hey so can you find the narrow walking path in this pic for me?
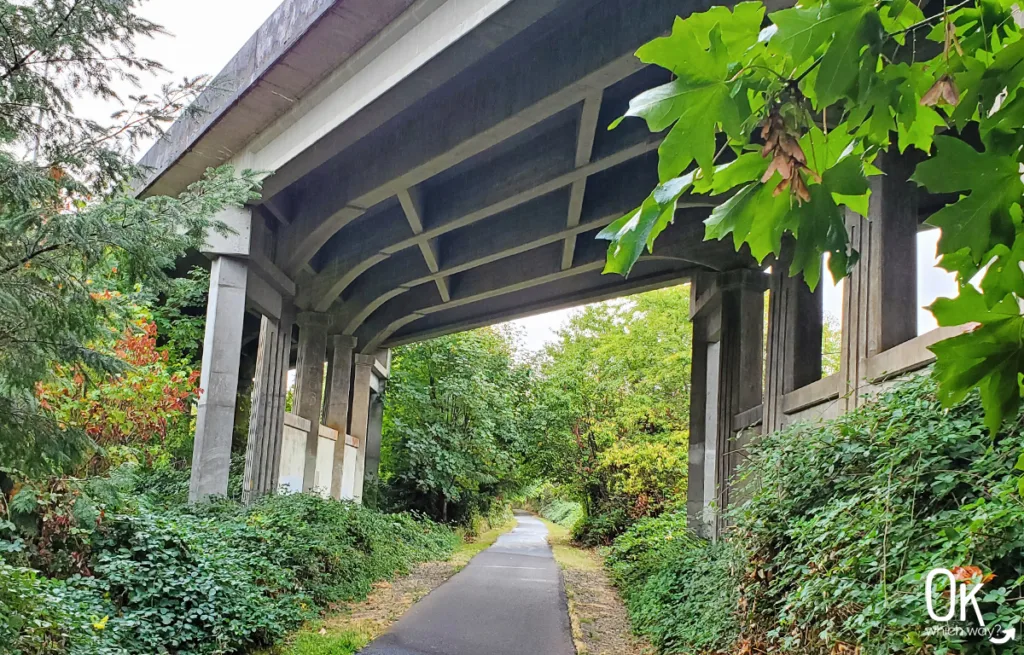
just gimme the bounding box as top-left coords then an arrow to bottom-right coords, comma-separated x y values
359,511 -> 575,655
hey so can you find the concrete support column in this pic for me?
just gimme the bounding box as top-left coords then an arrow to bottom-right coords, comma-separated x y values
841,151 -> 918,410
686,279 -> 711,532
325,335 -> 357,500
364,389 -> 385,485
763,262 -> 823,433
241,311 -> 293,505
350,353 -> 376,503
686,271 -> 766,538
294,312 -> 328,493
189,256 -> 248,503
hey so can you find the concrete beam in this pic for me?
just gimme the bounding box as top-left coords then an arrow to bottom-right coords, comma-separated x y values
398,186 -> 427,234
354,214 -> 742,351
261,197 -> 291,226
330,154 -> 672,334
386,266 -> 697,348
562,91 -> 603,270
277,0 -> 685,273
203,206 -> 252,257
254,0 -> 566,200
246,269 -> 284,320
308,135 -> 660,311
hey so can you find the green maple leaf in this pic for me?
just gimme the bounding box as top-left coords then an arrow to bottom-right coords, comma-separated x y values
929,316 -> 1024,435
930,286 -> 1024,434
771,0 -> 876,66
597,173 -> 696,275
615,6 -> 763,182
814,8 -> 882,107
912,136 -> 1024,261
635,2 -> 764,73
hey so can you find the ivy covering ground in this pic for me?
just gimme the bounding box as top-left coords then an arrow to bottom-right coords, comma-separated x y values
0,470 -> 457,655
608,375 -> 1024,654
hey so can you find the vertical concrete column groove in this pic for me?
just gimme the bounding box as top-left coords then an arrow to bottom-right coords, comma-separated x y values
242,311 -> 293,504
763,259 -> 823,434
294,311 -> 329,493
686,271 -> 766,538
840,151 -> 918,410
190,256 -> 248,503
350,353 -> 376,503
326,335 -> 357,499
714,271 -> 765,537
364,349 -> 390,492
686,279 -> 710,532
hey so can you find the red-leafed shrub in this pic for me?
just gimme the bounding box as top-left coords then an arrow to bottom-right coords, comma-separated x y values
36,319 -> 200,473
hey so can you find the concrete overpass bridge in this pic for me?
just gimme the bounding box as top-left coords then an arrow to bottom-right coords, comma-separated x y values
141,0 -> 958,537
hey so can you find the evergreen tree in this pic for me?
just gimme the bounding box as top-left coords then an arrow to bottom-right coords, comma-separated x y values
0,0 -> 260,477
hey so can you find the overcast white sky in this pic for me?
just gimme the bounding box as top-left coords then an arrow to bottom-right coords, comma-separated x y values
129,0 -> 957,354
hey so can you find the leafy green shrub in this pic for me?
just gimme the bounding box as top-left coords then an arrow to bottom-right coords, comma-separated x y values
734,375 -> 1024,654
2,480 -> 457,655
541,498 -> 583,528
239,493 -> 457,604
605,510 -> 692,587
0,563 -> 67,654
81,507 -> 306,654
571,503 -> 632,547
609,375 -> 1024,655
606,512 -> 738,653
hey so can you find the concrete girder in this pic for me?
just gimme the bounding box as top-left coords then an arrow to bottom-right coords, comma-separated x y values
277,0 -> 688,275
255,0 -> 574,201
353,213 -> 747,352
562,91 -> 603,269
306,134 -> 660,311
330,153 -> 718,336
386,265 -> 699,349
398,185 -> 450,301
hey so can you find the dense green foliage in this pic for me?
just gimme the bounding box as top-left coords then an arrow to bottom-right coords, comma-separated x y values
379,327 -> 533,523
527,286 -> 691,544
518,481 -> 584,529
602,0 -> 1024,434
0,0 -> 260,480
607,513 -> 739,654
0,468 -> 457,655
609,375 -> 1024,654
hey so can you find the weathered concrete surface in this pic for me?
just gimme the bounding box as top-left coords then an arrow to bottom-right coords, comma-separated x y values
359,512 -> 574,655
189,256 -> 248,503
294,312 -> 329,492
349,354 -> 376,502
325,335 -> 356,499
138,0 -> 417,197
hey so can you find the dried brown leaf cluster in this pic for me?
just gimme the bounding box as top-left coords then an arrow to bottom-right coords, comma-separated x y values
760,109 -> 818,204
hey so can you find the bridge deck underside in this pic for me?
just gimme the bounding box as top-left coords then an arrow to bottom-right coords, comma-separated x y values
252,0 -> 762,352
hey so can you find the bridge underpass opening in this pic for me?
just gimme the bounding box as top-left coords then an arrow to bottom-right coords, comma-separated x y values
138,0 -> 964,537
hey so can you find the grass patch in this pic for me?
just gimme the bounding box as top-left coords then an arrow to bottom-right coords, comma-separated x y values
540,517 -> 600,572
280,628 -> 369,655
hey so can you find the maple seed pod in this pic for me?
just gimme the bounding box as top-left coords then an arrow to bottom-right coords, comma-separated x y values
921,74 -> 960,107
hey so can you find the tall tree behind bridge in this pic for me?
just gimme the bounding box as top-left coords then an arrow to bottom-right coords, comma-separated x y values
528,285 -> 692,543
379,327 -> 534,523
0,0 -> 260,479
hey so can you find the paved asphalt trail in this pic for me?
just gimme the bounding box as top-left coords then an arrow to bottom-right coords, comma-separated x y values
359,511 -> 575,655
